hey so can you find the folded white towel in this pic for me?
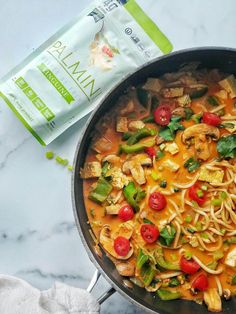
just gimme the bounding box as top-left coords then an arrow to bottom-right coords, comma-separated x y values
0,275 -> 100,314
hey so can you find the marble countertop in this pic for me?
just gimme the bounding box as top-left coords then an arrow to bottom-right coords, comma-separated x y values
0,0 -> 235,313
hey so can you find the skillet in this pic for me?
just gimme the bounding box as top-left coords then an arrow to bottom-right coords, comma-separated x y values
72,47 -> 236,313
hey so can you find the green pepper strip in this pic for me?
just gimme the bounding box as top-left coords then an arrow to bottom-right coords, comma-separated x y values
157,289 -> 182,300
136,249 -> 149,269
127,128 -> 156,145
89,177 -> 112,204
142,264 -> 156,286
121,137 -> 155,154
123,182 -> 145,212
155,248 -> 180,270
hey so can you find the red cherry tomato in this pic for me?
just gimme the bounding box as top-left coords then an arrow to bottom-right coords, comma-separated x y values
149,192 -> 167,211
189,183 -> 207,206
202,112 -> 221,126
154,105 -> 172,126
145,147 -> 156,158
118,205 -> 134,221
114,236 -> 130,256
140,224 -> 159,243
192,274 -> 209,291
180,256 -> 200,275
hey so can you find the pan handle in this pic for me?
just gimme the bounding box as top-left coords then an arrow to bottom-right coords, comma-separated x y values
87,269 -> 116,304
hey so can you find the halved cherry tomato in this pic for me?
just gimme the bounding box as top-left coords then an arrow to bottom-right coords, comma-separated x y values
114,236 -> 130,256
118,204 -> 134,221
145,147 -> 156,158
149,192 -> 167,211
102,46 -> 113,58
154,105 -> 172,126
189,183 -> 207,206
202,112 -> 221,126
140,224 -> 159,243
192,274 -> 209,291
180,256 -> 200,274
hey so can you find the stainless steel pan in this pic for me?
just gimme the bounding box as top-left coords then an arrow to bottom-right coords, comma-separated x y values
72,47 -> 236,314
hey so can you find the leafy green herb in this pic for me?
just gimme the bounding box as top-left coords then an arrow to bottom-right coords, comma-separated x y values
122,132 -> 132,141
184,157 -> 201,173
220,191 -> 227,200
197,189 -> 204,198
217,134 -> 236,159
159,225 -> 176,246
169,278 -> 180,287
160,180 -> 167,188
159,116 -> 184,141
207,95 -> 220,106
184,108 -> 194,120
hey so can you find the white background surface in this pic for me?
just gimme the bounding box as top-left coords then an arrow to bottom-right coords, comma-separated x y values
0,0 -> 236,313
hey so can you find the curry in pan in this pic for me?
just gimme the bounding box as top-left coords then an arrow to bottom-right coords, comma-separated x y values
81,66 -> 236,312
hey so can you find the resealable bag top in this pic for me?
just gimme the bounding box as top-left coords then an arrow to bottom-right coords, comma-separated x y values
0,0 -> 172,145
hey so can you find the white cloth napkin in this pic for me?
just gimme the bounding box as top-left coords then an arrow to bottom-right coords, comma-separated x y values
0,275 -> 100,314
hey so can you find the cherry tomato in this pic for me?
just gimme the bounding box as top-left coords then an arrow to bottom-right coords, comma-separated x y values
102,45 -> 113,58
154,105 -> 172,126
192,274 -> 209,291
149,192 -> 167,211
145,147 -> 156,158
114,236 -> 130,256
202,112 -> 221,126
180,256 -> 200,275
189,183 -> 207,206
140,224 -> 159,243
118,204 -> 134,221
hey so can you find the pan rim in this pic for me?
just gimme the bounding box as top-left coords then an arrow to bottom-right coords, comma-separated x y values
71,46 -> 236,314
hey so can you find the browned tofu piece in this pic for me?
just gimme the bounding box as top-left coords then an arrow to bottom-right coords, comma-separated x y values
80,161 -> 101,179
116,117 -> 128,132
219,75 -> 236,98
92,137 -> 112,153
162,87 -> 184,98
143,78 -> 163,93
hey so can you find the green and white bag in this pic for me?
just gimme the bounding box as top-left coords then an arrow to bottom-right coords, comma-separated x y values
0,0 -> 172,145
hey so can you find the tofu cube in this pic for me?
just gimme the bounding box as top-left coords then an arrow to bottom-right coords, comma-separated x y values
162,159 -> 180,172
162,87 -> 184,98
165,142 -> 179,155
116,117 -> 128,133
225,247 -> 236,267
198,167 -> 224,184
80,162 -> 101,179
128,120 -> 145,131
143,78 -> 163,92
219,75 -> 236,98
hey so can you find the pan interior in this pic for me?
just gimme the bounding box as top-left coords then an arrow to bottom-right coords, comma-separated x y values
73,48 -> 236,314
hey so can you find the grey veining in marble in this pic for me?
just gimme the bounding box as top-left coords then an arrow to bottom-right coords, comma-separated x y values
0,0 -> 236,313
